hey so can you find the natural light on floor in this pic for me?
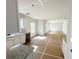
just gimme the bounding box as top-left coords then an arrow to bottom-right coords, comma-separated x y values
34,36 -> 47,40
32,45 -> 38,52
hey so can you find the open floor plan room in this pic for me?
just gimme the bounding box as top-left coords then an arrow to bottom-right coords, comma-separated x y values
6,0 -> 72,59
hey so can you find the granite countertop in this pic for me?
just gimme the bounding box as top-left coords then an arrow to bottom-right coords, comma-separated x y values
6,44 -> 34,59
6,32 -> 26,39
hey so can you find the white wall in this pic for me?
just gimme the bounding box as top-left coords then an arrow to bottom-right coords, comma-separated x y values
6,0 -> 19,34
64,41 -> 72,59
63,19 -> 72,59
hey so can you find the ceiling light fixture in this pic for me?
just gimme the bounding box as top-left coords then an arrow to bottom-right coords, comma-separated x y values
26,0 -> 44,15
32,0 -> 44,7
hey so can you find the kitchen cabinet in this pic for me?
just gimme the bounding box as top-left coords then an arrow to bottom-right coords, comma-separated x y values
6,33 -> 25,49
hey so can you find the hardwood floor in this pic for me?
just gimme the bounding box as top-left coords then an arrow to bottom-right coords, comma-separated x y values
28,33 -> 64,59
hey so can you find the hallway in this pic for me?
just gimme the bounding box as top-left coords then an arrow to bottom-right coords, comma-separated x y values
29,33 -> 64,59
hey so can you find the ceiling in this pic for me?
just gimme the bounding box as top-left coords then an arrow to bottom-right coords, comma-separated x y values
17,0 -> 72,20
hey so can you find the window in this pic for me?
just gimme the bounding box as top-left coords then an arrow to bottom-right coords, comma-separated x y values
30,22 -> 35,33
47,23 -> 62,32
19,18 -> 24,32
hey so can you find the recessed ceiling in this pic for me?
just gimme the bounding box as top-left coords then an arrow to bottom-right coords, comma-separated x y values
17,0 -> 72,20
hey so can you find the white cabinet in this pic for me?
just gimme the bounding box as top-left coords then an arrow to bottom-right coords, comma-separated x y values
6,34 -> 25,49
6,38 -> 15,49
20,35 -> 25,44
14,36 -> 21,45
